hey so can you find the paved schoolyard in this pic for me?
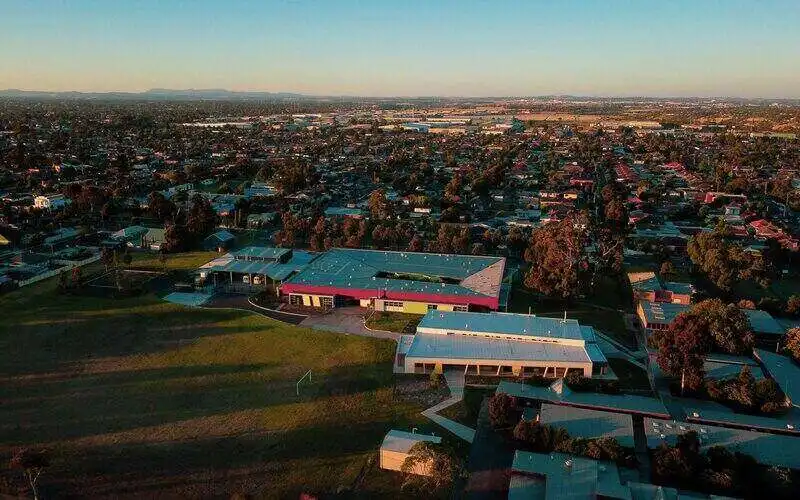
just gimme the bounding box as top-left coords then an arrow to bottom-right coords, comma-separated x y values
300,307 -> 401,341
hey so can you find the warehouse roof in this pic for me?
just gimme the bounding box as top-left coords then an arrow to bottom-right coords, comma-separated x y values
640,301 -> 784,336
206,230 -> 235,243
645,416 -> 800,469
744,310 -> 784,335
538,404 -> 635,447
282,248 -> 505,300
627,272 -> 661,292
406,333 -> 593,364
511,451 -> 632,500
206,249 -> 317,281
684,406 -> 800,434
418,311 -> 587,341
112,225 -> 148,241
498,381 -> 670,417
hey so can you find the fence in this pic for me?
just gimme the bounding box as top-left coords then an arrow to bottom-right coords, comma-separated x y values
17,254 -> 102,288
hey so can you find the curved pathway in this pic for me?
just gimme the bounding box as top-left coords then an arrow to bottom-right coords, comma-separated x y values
203,293 -> 307,325
298,307 -> 401,341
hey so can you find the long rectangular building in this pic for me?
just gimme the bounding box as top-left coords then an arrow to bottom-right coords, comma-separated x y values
280,248 -> 505,312
397,311 -> 609,378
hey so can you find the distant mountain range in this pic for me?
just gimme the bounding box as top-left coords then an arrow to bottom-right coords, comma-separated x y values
0,89 -> 797,104
0,88 -> 306,100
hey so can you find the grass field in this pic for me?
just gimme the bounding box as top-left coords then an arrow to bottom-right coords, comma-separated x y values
365,312 -> 422,334
129,250 -> 219,271
0,257 -> 432,498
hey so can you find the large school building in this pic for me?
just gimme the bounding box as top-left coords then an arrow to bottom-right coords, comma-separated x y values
279,248 -> 506,312
395,311 -> 610,378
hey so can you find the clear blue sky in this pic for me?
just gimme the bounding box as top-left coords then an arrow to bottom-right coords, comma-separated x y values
3,0 -> 799,97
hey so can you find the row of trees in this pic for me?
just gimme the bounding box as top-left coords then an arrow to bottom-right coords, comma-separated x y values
687,230 -> 766,293
513,420 -> 629,465
275,209 -> 531,258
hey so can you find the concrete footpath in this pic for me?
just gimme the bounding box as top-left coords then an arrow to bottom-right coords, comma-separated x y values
421,369 -> 476,443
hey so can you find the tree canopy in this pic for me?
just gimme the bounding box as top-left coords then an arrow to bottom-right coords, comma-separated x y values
524,213 -> 591,301
687,232 -> 758,293
651,299 -> 754,390
400,442 -> 463,492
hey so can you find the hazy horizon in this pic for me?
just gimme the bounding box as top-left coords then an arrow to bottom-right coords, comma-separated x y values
3,87 -> 800,101
3,0 -> 800,99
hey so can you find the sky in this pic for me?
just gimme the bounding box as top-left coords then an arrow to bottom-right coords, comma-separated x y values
2,0 -> 800,98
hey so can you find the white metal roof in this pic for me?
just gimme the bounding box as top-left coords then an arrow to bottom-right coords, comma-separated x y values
406,333 -> 592,364
380,429 -> 441,454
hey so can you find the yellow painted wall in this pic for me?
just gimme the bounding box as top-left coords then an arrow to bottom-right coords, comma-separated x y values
295,294 -> 333,308
373,299 -> 465,314
399,301 -> 462,314
402,301 -> 431,314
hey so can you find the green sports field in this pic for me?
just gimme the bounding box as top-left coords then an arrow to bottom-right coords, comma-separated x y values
0,255 -> 432,498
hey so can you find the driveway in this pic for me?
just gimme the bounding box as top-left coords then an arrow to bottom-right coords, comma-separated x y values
299,307 -> 401,341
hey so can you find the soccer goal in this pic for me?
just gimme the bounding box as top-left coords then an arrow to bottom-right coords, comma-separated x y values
296,369 -> 312,396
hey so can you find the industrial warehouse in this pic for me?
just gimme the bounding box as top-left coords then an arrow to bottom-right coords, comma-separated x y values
279,248 -> 507,312
395,311 -> 610,378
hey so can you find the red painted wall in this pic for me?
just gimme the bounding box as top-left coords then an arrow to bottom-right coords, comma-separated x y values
279,283 -> 500,310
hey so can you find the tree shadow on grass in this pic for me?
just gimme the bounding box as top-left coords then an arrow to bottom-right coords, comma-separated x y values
46,420 -> 408,498
1,305 -> 268,377
0,361 -> 400,447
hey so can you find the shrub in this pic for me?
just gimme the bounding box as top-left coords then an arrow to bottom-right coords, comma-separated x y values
488,393 -> 517,428
784,328 -> 800,362
565,371 -> 592,391
787,295 -> 800,317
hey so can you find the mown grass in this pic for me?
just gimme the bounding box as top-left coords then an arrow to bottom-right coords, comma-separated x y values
365,312 -> 422,333
438,387 -> 494,429
0,259 -> 429,498
128,250 -> 219,271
